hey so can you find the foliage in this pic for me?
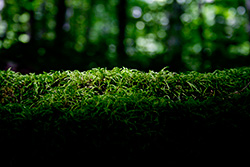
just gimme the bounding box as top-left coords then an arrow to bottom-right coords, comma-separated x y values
1,66 -> 250,126
0,0 -> 249,73
1,66 -> 250,104
1,66 -> 250,164
1,67 -> 250,164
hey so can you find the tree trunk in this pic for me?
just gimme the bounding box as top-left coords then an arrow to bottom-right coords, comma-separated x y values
246,0 -> 250,37
167,1 -> 185,72
198,0 -> 209,72
85,0 -> 95,49
28,9 -> 36,43
117,0 -> 128,67
55,0 -> 67,50
246,0 -> 250,57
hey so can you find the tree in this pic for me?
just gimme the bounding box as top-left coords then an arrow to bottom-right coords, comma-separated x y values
54,0 -> 67,50
167,1 -> 185,72
117,0 -> 128,67
198,0 -> 212,72
85,0 -> 95,48
246,0 -> 250,56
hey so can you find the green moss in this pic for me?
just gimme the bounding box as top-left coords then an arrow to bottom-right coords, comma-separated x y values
1,66 -> 250,130
1,67 -> 250,163
1,66 -> 250,105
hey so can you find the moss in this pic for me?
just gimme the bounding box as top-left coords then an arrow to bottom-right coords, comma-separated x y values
1,66 -> 250,105
1,66 -> 250,130
1,67 -> 250,164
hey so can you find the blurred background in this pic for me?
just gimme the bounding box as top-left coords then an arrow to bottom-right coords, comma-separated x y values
0,0 -> 250,74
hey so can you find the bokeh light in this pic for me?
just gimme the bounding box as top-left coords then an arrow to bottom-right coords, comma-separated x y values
132,6 -> 142,18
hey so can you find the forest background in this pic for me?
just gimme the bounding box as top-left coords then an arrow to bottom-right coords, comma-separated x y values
0,0 -> 250,74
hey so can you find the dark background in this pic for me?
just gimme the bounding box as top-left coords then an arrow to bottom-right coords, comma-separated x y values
0,0 -> 250,74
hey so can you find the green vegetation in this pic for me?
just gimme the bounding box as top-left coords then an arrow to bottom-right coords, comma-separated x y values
1,67 -> 250,164
1,66 -> 250,130
1,0 -> 250,164
1,0 -> 250,73
2,66 -> 250,104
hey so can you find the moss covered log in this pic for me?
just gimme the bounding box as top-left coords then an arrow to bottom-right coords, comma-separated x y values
1,67 -> 250,165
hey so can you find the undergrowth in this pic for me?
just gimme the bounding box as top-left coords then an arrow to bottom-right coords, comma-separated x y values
1,66 -> 250,106
1,66 -> 250,165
